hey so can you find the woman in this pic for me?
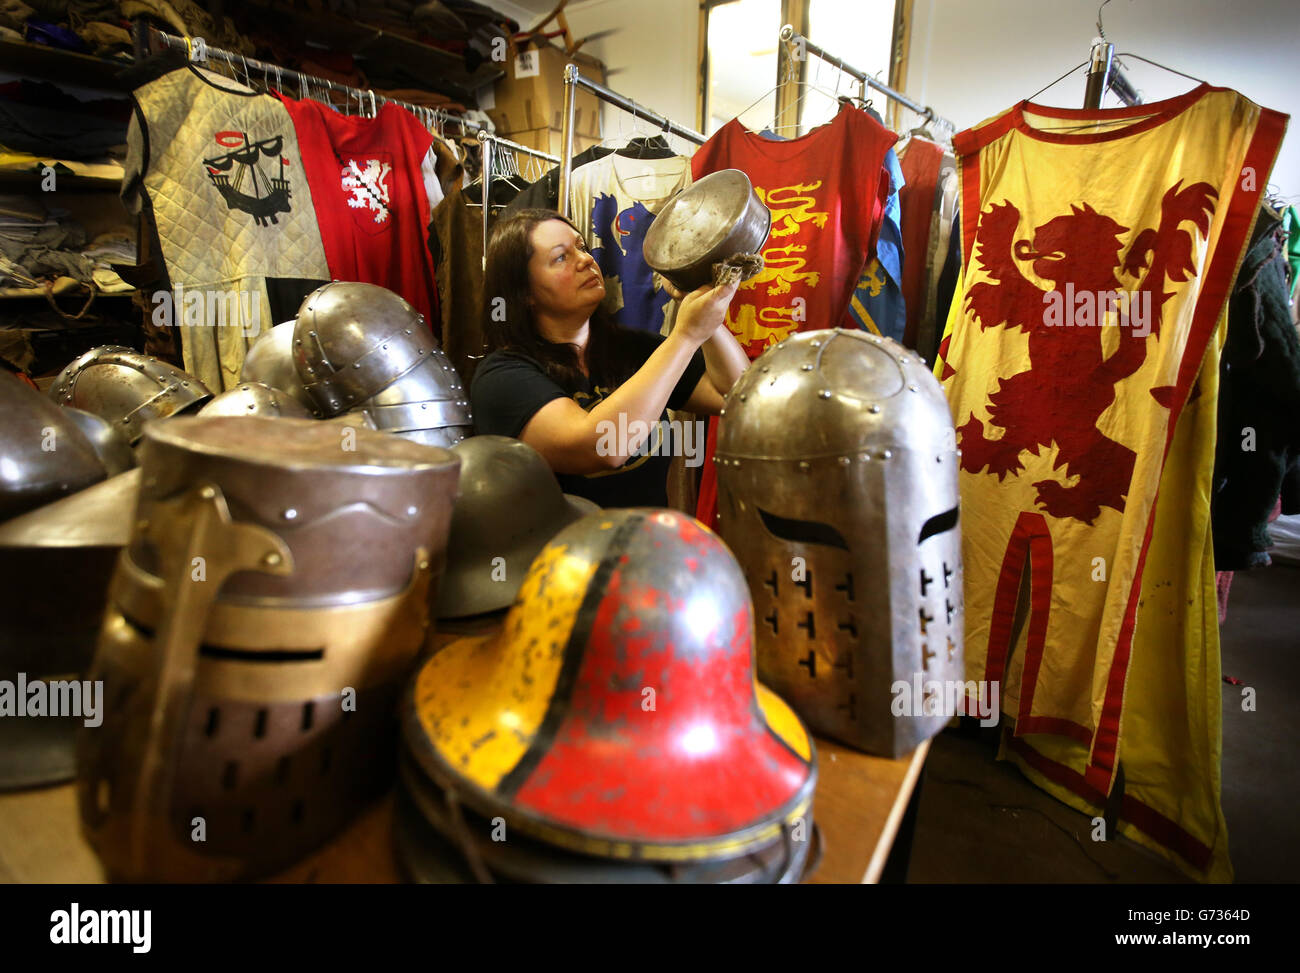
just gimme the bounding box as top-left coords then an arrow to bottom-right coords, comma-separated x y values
470,208 -> 750,508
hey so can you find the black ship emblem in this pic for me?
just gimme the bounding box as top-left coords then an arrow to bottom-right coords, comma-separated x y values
204,131 -> 293,225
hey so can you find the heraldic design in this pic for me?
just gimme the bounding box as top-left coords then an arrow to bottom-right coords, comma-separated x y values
341,156 -> 393,230
590,195 -> 667,330
203,130 -> 293,225
954,180 -> 1218,524
729,182 -> 828,354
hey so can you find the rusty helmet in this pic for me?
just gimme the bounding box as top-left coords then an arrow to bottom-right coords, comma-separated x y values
0,469 -> 138,789
403,507 -> 817,863
76,416 -> 460,881
436,435 -> 599,619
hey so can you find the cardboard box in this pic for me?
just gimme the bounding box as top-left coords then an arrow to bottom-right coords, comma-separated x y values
498,126 -> 602,161
486,41 -> 605,137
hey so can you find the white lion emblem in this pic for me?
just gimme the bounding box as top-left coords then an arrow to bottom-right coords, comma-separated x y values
341,159 -> 392,223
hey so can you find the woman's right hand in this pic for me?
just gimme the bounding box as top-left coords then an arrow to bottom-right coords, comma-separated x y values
667,279 -> 741,347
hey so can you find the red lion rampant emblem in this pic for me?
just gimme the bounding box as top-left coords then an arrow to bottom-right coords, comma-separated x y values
955,181 -> 1217,524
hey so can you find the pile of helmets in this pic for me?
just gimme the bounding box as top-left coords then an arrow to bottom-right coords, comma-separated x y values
245,281 -> 472,448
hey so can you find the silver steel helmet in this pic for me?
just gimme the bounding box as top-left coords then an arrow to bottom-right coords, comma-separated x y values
48,345 -> 213,445
715,329 -> 964,758
239,321 -> 314,411
291,282 -> 472,444
198,382 -> 313,419
0,469 -> 139,789
76,416 -> 460,882
62,407 -> 137,476
435,435 -> 598,618
0,370 -> 107,521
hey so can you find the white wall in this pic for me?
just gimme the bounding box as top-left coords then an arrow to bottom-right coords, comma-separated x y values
495,0 -> 701,139
907,0 -> 1298,199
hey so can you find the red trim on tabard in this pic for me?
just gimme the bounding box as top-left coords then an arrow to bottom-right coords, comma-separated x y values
1011,83 -> 1212,145
1084,102 -> 1289,795
1004,733 -> 1212,872
959,151 -> 982,277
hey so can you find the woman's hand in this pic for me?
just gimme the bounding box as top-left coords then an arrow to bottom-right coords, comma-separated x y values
665,278 -> 740,347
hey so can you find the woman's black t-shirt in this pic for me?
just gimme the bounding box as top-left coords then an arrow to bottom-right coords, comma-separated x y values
469,330 -> 707,509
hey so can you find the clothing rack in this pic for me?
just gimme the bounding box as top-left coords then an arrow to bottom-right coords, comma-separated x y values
557,65 -> 706,221
777,24 -> 953,134
140,24 -> 499,140
476,130 -> 560,267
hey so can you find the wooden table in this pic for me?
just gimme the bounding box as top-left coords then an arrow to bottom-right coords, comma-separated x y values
0,737 -> 928,884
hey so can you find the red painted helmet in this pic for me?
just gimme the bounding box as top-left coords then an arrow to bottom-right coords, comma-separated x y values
403,507 -> 817,862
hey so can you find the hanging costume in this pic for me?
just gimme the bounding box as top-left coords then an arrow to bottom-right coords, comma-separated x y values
275,96 -> 440,328
937,84 -> 1287,881
123,67 -> 331,391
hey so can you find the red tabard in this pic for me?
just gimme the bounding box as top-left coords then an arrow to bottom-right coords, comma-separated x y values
276,96 -> 438,327
692,106 -> 896,528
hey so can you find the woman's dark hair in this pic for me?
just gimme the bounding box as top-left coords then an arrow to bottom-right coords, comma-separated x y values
481,208 -> 640,393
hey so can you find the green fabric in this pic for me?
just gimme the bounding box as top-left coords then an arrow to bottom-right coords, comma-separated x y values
1285,206 -> 1300,299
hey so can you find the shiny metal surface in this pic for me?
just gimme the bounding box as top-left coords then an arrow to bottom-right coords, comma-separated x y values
76,416 -> 461,882
62,407 -> 136,476
197,382 -> 313,419
0,370 -> 106,522
436,436 -> 597,618
643,169 -> 771,292
48,345 -> 213,445
716,329 -> 964,758
292,282 -> 434,416
354,349 -> 472,445
239,321 -> 314,410
395,754 -> 819,884
404,508 -> 817,862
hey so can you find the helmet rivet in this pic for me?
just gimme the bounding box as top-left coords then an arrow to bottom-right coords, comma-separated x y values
761,366 -> 770,372
199,486 -> 216,499
801,363 -> 813,371
799,461 -> 810,472
263,552 -> 283,567
838,456 -> 850,466
407,505 -> 418,516
282,508 -> 298,520
900,357 -> 909,364
909,385 -> 919,392
719,408 -> 726,417
869,404 -> 881,413
811,340 -> 821,347
404,329 -> 411,335
860,453 -> 871,462
353,363 -> 361,368
879,449 -> 893,460
819,389 -> 832,399
738,393 -> 746,401
418,559 -> 430,571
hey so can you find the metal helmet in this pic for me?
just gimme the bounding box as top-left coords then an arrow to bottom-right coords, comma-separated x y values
61,407 -> 136,476
239,321 -> 314,411
393,753 -> 819,884
291,282 -> 472,445
436,435 -> 599,619
0,469 -> 139,789
76,416 -> 460,882
0,370 -> 107,521
198,382 -> 313,419
403,507 -> 817,864
715,329 -> 965,758
48,345 -> 213,445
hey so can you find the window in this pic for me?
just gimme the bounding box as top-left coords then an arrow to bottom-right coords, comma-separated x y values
701,0 -> 900,137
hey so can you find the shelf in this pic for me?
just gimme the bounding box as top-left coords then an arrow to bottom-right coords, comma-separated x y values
0,276 -> 134,299
0,38 -> 134,91
0,157 -> 125,191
